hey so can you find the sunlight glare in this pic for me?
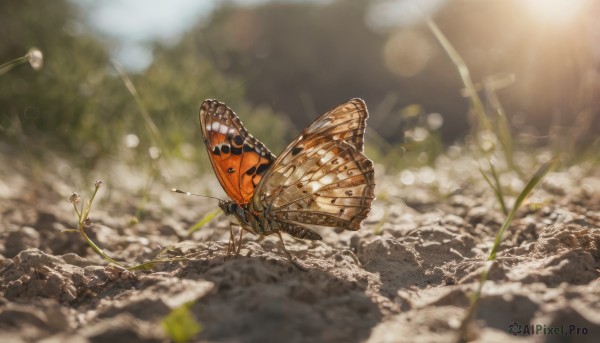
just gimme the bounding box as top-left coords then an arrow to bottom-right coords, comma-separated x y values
520,0 -> 586,23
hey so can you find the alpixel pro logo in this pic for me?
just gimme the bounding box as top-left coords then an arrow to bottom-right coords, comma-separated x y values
509,322 -> 589,336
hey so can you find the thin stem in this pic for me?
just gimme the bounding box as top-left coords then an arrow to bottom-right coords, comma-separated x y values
127,257 -> 190,271
0,55 -> 28,76
70,182 -> 200,271
113,61 -> 168,158
72,203 -> 82,222
76,223 -> 126,269
81,185 -> 101,224
75,184 -> 126,269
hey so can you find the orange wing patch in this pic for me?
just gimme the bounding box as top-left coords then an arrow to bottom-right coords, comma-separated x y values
199,100 -> 276,204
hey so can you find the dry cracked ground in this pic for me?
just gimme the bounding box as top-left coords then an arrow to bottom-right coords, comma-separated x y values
0,151 -> 599,343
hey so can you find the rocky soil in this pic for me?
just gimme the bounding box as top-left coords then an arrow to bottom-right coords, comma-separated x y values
1,153 -> 599,342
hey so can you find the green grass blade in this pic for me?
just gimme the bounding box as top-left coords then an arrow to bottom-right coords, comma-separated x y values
487,86 -> 519,174
456,158 -> 557,342
478,167 -> 507,215
456,260 -> 494,342
427,19 -> 492,132
487,162 -> 508,215
186,208 -> 222,236
487,157 -> 556,260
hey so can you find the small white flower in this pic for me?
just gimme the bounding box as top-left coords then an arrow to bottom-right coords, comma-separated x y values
27,48 -> 43,71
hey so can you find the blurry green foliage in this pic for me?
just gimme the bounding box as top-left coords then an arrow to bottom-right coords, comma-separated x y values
161,302 -> 202,343
0,0 -> 289,170
365,103 -> 444,170
0,0 -> 113,159
137,42 -> 290,158
1,0 -> 598,171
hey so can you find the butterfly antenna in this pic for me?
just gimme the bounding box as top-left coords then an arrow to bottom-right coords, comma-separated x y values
171,188 -> 224,202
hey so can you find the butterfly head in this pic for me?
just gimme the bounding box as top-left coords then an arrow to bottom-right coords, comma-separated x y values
218,200 -> 234,215
219,200 -> 248,221
218,200 -> 265,236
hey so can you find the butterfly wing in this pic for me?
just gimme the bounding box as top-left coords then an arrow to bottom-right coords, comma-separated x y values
299,98 -> 368,151
199,99 -> 276,204
252,98 -> 375,233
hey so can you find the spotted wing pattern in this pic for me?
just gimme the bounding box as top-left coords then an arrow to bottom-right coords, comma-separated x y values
200,99 -> 276,204
252,98 -> 375,234
299,98 -> 368,151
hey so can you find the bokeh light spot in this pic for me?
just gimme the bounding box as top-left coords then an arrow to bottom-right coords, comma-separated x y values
383,30 -> 434,77
124,134 -> 140,148
520,0 -> 586,24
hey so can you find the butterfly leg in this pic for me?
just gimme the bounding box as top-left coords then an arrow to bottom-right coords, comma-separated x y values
276,231 -> 307,272
234,227 -> 245,257
226,221 -> 240,259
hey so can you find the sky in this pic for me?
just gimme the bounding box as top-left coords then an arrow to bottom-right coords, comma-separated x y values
74,0 -> 216,71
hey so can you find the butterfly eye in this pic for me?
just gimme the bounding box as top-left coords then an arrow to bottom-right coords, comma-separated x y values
227,167 -> 235,173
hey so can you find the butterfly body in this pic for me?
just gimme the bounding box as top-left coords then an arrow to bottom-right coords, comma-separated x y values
200,98 -> 375,266
219,200 -> 323,240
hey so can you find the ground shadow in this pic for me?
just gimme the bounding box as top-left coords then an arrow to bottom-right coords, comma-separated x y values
180,255 -> 382,343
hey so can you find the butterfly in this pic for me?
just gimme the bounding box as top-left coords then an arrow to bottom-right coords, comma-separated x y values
199,98 -> 375,269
